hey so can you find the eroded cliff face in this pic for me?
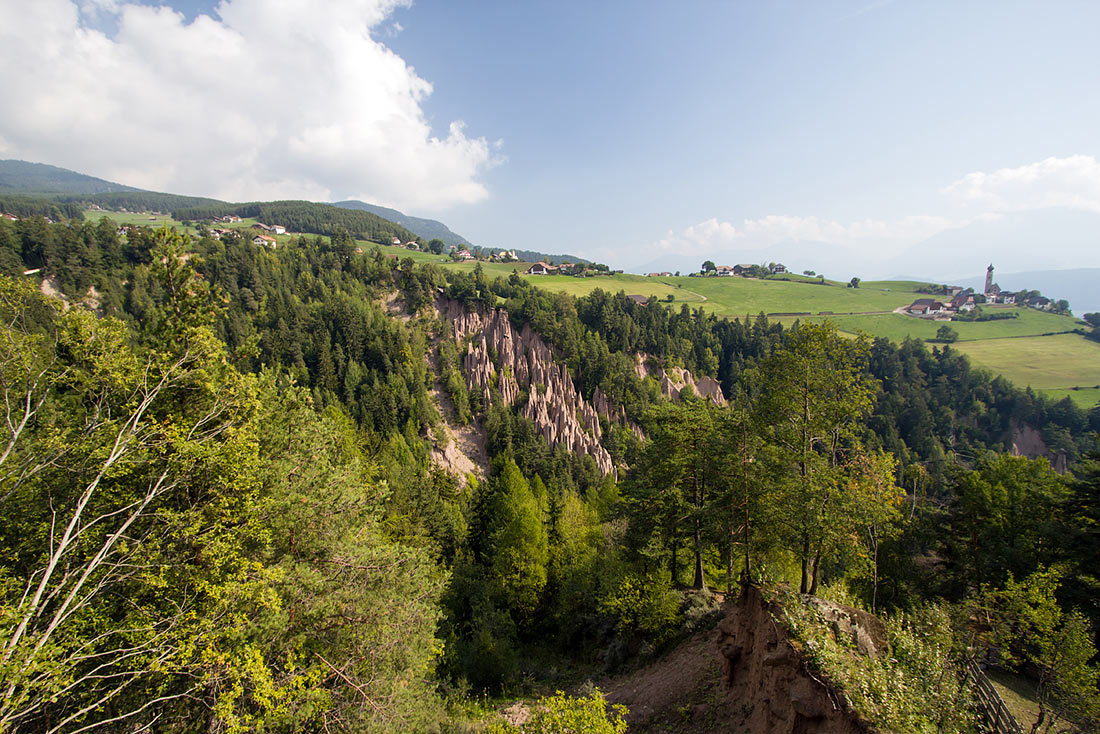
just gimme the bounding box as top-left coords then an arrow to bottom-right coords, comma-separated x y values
716,587 -> 869,734
603,587 -> 871,734
440,299 -> 618,475
634,353 -> 728,405
1009,418 -> 1070,474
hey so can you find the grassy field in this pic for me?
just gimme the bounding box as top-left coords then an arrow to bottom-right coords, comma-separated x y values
647,275 -> 914,316
986,668 -> 1042,732
792,308 -> 1082,343
1039,386 -> 1100,408
951,333 -> 1100,399
87,209 -> 181,228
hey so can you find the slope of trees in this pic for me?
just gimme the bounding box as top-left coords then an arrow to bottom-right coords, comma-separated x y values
1,216 -> 1098,730
0,248 -> 447,732
173,200 -> 420,244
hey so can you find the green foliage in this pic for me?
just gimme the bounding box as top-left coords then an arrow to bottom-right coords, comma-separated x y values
779,591 -> 978,733
757,322 -> 878,594
0,194 -> 85,221
944,453 -> 1068,592
174,199 -> 419,243
484,689 -> 628,734
0,272 -> 448,732
936,324 -> 959,342
600,572 -> 681,644
979,568 -> 1100,731
486,459 -> 550,619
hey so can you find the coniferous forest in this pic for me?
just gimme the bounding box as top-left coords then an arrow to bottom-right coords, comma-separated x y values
2,215 -> 1099,732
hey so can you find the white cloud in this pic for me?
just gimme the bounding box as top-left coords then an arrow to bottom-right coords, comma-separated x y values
0,0 -> 496,211
943,155 -> 1100,213
643,154 -> 1100,274
653,213 -> 960,256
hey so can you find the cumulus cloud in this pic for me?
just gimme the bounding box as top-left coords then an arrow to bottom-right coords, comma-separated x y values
943,155 -> 1100,213
0,0 -> 496,210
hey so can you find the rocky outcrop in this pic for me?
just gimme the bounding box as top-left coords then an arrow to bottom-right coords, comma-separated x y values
715,587 -> 870,733
440,299 -> 616,475
638,353 -> 728,405
803,597 -> 888,660
1009,418 -> 1070,474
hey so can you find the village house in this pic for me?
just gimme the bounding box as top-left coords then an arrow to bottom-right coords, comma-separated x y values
2,213 -> 18,221
527,262 -> 558,275
491,249 -> 519,262
949,291 -> 975,312
646,271 -> 672,278
773,264 -> 788,274
907,298 -> 947,316
271,225 -> 286,235
715,265 -> 735,276
625,294 -> 649,305
392,237 -> 402,245
454,249 -> 475,261
733,264 -> 755,275
253,234 -> 277,248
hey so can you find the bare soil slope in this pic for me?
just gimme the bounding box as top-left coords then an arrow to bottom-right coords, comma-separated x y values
603,587 -> 869,734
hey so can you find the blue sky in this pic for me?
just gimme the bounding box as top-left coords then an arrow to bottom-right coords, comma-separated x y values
3,0 -> 1100,279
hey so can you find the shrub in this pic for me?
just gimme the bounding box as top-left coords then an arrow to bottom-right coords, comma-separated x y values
778,591 -> 978,733
600,572 -> 680,645
484,690 -> 628,734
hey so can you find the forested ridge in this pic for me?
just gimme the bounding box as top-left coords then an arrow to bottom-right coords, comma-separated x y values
1,213 -> 1099,732
173,200 -> 421,245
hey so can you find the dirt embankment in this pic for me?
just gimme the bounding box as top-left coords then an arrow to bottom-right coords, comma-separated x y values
603,587 -> 869,734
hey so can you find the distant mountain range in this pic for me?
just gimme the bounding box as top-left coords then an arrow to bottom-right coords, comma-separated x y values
0,159 -> 141,195
334,200 -> 473,249
0,160 -> 591,265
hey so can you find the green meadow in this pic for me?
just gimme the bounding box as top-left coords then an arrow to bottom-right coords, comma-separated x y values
952,333 -> 1100,404
794,307 -> 1081,343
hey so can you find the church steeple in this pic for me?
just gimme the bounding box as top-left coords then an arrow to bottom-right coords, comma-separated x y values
985,264 -> 994,295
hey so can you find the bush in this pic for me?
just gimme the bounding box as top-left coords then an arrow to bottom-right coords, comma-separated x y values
681,588 -> 722,633
600,572 -> 680,645
484,690 -> 628,734
778,591 -> 978,733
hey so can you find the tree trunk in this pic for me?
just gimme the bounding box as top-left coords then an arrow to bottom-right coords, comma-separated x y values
670,535 -> 678,586
800,535 -> 811,594
692,468 -> 705,590
727,529 -> 735,595
809,554 -> 821,595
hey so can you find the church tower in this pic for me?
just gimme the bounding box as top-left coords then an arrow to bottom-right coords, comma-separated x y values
985,264 -> 994,295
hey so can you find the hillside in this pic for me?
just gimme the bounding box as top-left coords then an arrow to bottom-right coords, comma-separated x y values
0,159 -> 140,195
0,159 -> 225,211
172,199 -> 420,243
59,201 -> 1100,409
3,216 -> 1099,733
335,199 -> 474,248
